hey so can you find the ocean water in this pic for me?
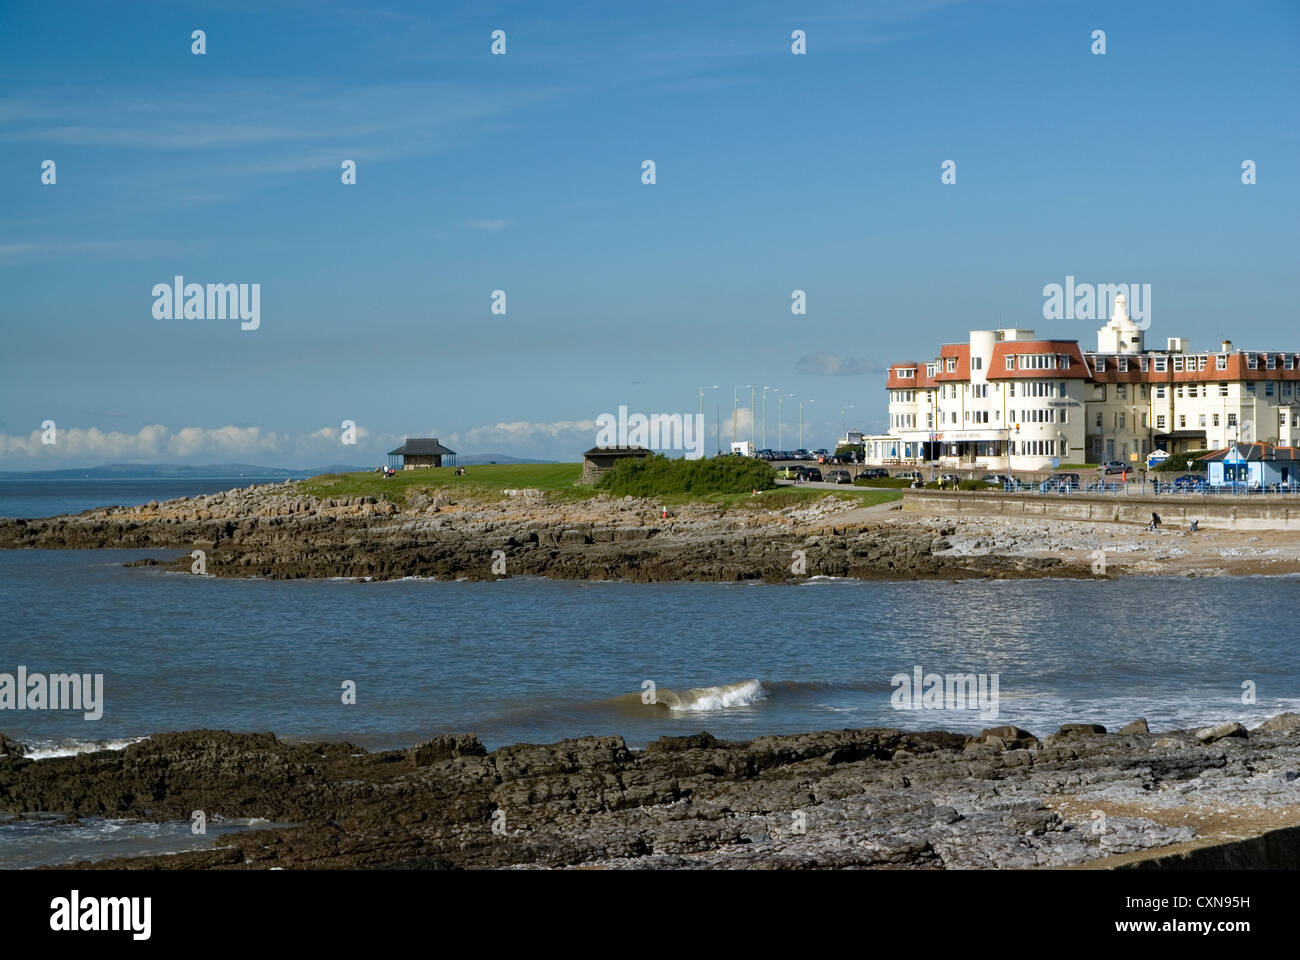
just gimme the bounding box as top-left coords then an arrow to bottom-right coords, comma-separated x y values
0,477 -> 289,519
2,551 -> 1297,755
2,480 -> 1299,865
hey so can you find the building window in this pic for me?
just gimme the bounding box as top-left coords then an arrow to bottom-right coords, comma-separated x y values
1212,414 -> 1220,427
1118,357 -> 1128,372
1176,386 -> 1184,398
1228,413 -> 1238,427
1140,357 -> 1149,372
1061,355 -> 1071,369
1282,411 -> 1289,427
1199,414 -> 1206,427
1095,412 -> 1103,428
946,358 -> 956,372
1005,355 -> 1014,370
1154,357 -> 1167,372
1093,384 -> 1105,401
1219,382 -> 1228,397
1179,414 -> 1186,428
1155,385 -> 1166,399
972,356 -> 982,370
1157,415 -> 1166,429
1267,354 -> 1277,370
1285,355 -> 1295,371
1217,355 -> 1228,370
1061,409 -> 1068,423
1119,413 -> 1126,429
1173,357 -> 1184,372
1266,382 -> 1275,397
1247,355 -> 1258,370
1117,383 -> 1127,399
1247,381 -> 1255,393
1095,357 -> 1106,372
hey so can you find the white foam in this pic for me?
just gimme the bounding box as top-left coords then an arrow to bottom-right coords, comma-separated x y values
660,679 -> 768,712
22,737 -> 148,761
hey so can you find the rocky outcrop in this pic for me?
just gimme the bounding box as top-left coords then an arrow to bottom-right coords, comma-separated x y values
0,482 -> 1092,583
4,713 -> 1299,870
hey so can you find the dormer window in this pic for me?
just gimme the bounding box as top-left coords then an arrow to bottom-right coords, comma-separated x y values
1095,357 -> 1106,372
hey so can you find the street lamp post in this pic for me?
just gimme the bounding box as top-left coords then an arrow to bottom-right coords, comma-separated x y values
800,399 -> 814,450
840,404 -> 854,443
749,385 -> 755,445
699,384 -> 717,456
762,387 -> 774,450
779,393 -> 787,451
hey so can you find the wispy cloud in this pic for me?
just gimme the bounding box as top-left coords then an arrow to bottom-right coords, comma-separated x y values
466,218 -> 516,232
796,352 -> 883,376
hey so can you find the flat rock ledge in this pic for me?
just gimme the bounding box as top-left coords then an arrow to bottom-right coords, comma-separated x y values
0,484 -> 1090,583
3,713 -> 1299,870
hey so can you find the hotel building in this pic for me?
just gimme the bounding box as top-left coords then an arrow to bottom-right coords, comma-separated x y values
872,294 -> 1300,471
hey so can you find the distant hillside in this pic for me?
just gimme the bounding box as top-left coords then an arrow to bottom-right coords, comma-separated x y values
457,453 -> 560,466
0,463 -> 371,480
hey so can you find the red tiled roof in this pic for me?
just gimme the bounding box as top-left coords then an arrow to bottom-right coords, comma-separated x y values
986,341 -> 1089,380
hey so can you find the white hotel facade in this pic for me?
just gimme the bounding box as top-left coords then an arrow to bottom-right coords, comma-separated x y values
870,294 -> 1300,471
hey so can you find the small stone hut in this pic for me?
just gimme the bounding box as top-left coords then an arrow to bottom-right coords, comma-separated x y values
580,446 -> 652,484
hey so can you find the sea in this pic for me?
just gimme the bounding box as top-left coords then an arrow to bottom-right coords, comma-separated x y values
2,477 -> 1298,866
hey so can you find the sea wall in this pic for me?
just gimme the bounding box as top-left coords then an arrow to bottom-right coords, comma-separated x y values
903,489 -> 1300,531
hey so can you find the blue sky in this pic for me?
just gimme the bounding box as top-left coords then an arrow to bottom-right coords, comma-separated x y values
1,0 -> 1297,466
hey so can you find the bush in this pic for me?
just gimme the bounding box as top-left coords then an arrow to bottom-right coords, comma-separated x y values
1154,451 -> 1210,472
854,476 -> 913,488
834,443 -> 865,459
596,454 -> 776,497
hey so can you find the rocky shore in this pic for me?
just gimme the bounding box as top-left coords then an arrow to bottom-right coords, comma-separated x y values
0,479 -> 1205,582
4,713 -> 1299,869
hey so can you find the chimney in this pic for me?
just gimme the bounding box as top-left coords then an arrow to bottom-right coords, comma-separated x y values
1220,339 -> 1232,353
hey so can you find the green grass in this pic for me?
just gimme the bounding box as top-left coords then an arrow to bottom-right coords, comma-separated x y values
296,461 -> 902,510
299,463 -> 586,506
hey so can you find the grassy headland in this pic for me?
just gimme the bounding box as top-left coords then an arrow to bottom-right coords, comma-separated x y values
298,461 -> 901,510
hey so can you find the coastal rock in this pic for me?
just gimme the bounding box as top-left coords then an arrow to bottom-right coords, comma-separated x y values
408,734 -> 487,766
0,732 -> 25,758
1196,721 -> 1247,744
1253,713 -> 1300,735
1119,719 -> 1149,736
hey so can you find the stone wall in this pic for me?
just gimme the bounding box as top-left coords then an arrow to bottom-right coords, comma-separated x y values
903,488 -> 1300,530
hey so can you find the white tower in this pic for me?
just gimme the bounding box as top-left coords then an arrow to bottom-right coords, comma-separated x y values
1096,291 -> 1143,354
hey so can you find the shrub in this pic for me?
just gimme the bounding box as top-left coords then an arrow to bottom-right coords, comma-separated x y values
596,454 -> 776,497
1154,451 -> 1210,472
854,476 -> 913,488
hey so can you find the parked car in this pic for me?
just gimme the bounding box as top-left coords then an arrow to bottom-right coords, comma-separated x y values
1172,474 -> 1202,489
895,469 -> 924,482
802,467 -> 823,482
827,469 -> 852,484
980,474 -> 1011,486
1101,460 -> 1131,475
858,468 -> 889,479
777,466 -> 803,480
793,449 -> 811,460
